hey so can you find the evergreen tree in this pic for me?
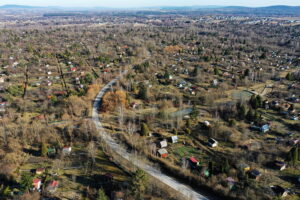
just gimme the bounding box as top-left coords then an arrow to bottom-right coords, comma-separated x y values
246,108 -> 255,121
130,169 -> 148,199
186,119 -> 191,128
138,84 -> 148,100
190,105 -> 199,119
193,66 -> 200,77
185,128 -> 191,135
141,123 -> 149,136
238,104 -> 247,120
20,173 -> 33,192
254,110 -> 260,123
286,72 -> 293,81
1,186 -> 11,197
41,142 -> 48,157
292,146 -> 299,166
172,128 -> 178,135
97,188 -> 108,200
164,70 -> 170,79
84,73 -> 93,84
256,95 -> 262,108
244,69 -> 250,77
249,95 -> 259,109
223,158 -> 230,174
214,67 -> 220,76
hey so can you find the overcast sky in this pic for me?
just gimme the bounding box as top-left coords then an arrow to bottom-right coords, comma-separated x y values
0,0 -> 299,8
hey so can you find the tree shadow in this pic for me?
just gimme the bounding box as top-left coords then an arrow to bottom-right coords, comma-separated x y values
23,148 -> 40,157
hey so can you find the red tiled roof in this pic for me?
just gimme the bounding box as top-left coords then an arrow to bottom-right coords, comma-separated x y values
190,157 -> 199,163
50,180 -> 59,187
33,178 -> 41,184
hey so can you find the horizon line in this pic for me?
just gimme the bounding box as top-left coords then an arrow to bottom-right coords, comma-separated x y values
0,4 -> 300,9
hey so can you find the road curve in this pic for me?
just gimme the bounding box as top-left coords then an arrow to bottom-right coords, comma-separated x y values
92,70 -> 209,200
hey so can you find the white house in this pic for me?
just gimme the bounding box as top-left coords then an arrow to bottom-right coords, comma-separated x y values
160,140 -> 168,148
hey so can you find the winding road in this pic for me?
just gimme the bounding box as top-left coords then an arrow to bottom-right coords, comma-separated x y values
92,70 -> 210,200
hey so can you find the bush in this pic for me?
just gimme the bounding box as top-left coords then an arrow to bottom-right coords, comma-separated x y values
7,85 -> 24,97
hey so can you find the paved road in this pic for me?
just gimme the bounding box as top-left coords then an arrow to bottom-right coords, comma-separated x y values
92,70 -> 210,200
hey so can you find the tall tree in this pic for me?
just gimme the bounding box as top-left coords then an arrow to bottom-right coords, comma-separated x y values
141,123 -> 149,136
130,169 -> 148,199
41,142 -> 48,157
20,173 -> 33,192
97,188 -> 108,200
138,84 -> 148,100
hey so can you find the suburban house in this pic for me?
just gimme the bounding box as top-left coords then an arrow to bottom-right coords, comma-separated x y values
290,115 -> 298,120
270,185 -> 288,197
237,163 -> 250,172
62,146 -> 72,155
203,120 -> 211,128
251,124 -> 270,133
274,161 -> 287,171
248,169 -> 262,180
32,178 -> 42,191
212,79 -> 218,87
47,147 -> 56,157
0,77 -> 5,83
226,177 -> 237,190
208,138 -> 218,148
46,180 -> 59,193
159,140 -> 168,148
157,148 -> 168,158
170,136 -> 178,143
111,191 -> 125,200
35,168 -> 45,175
189,157 -> 199,169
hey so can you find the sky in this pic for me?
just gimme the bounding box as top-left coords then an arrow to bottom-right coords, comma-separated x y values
0,0 -> 299,8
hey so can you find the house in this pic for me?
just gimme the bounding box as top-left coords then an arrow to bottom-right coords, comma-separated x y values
271,100 -> 280,108
208,138 -> 218,148
0,77 -> 5,83
32,178 -> 42,191
62,146 -> 72,155
34,115 -> 45,120
45,180 -> 59,193
251,124 -> 269,133
274,161 -> 287,171
70,67 -> 77,72
130,102 -> 139,109
75,77 -> 80,84
47,147 -> 56,157
290,115 -> 298,120
248,169 -> 261,180
212,79 -> 218,87
203,121 -> 211,127
159,140 -> 168,148
238,163 -> 250,172
157,148 -> 168,158
170,136 -> 178,143
226,177 -> 237,190
189,157 -> 199,168
36,168 -> 45,175
270,185 -> 288,197
111,191 -> 125,200
288,139 -> 299,146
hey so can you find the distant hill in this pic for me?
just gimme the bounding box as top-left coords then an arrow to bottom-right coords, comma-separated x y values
158,5 -> 300,16
1,4 -> 300,16
0,4 -> 41,9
